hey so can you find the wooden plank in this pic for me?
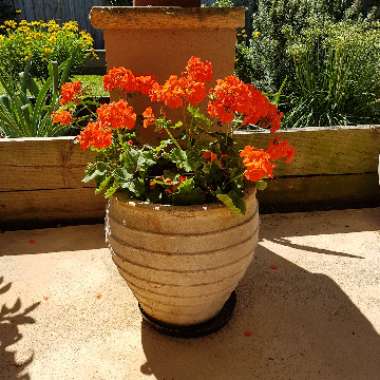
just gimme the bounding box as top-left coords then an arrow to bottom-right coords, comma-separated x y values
1,126 -> 380,191
1,127 -> 379,228
1,174 -> 377,227
234,126 -> 380,176
0,188 -> 106,226
0,137 -> 94,191
258,173 -> 380,213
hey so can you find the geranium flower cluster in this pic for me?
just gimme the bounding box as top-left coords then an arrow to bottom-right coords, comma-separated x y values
103,67 -> 157,95
208,75 -> 283,132
239,139 -> 295,182
59,81 -> 82,105
52,56 -> 295,201
78,100 -> 137,150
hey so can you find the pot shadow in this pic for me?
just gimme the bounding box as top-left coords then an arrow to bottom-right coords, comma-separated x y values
0,277 -> 40,380
139,243 -> 380,380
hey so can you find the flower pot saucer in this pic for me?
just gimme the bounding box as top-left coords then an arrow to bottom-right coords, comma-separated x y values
139,291 -> 236,338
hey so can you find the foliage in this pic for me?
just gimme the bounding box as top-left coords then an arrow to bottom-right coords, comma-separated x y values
107,0 -> 133,4
243,0 -> 379,92
0,19 -> 95,80
54,57 -> 294,213
284,21 -> 380,127
227,0 -> 380,128
210,0 -> 234,6
0,59 -> 75,137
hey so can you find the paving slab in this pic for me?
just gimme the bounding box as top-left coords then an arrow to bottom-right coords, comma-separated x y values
0,208 -> 379,380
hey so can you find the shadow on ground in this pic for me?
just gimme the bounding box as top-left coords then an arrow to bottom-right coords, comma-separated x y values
140,210 -> 380,380
0,277 -> 40,380
0,225 -> 107,256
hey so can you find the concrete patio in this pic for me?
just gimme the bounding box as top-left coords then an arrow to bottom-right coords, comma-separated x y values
0,207 -> 379,380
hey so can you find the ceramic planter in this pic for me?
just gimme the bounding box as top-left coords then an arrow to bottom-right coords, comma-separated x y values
105,189 -> 259,327
133,0 -> 201,6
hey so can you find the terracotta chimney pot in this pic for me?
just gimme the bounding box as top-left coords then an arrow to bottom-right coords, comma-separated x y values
90,6 -> 244,140
133,0 -> 201,6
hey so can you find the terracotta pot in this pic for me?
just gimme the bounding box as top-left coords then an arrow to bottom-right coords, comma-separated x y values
106,189 -> 259,326
133,0 -> 201,6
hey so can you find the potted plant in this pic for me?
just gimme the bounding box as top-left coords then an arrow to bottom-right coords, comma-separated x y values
52,56 -> 294,336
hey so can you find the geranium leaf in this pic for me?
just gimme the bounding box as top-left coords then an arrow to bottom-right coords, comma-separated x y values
216,192 -> 245,215
170,148 -> 192,172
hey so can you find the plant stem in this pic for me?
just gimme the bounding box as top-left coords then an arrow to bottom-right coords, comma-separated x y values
165,127 -> 182,150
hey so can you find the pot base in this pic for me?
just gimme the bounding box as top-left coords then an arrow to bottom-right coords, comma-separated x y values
139,291 -> 236,338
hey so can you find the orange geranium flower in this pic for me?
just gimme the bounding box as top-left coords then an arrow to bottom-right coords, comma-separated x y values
51,110 -> 73,126
60,81 -> 81,105
240,145 -> 274,182
103,67 -> 136,93
150,75 -> 206,109
187,80 -> 207,106
142,106 -> 156,128
97,100 -> 136,130
202,151 -> 218,162
185,56 -> 213,82
78,121 -> 112,151
152,75 -> 186,109
103,68 -> 158,96
267,138 -> 295,163
208,75 -> 283,132
136,75 -> 158,95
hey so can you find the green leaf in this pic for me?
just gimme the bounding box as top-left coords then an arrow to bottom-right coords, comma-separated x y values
120,177 -> 145,197
172,178 -> 206,205
104,185 -> 119,199
170,148 -> 192,172
96,176 -> 112,194
137,150 -> 156,172
171,121 -> 183,129
83,167 -> 106,183
216,192 -> 246,215
120,148 -> 139,172
255,181 -> 268,191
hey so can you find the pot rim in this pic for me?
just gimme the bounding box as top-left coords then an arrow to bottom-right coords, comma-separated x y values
112,187 -> 256,214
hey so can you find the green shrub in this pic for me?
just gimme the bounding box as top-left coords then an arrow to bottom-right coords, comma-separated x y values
107,0 -> 132,4
284,21 -> 380,127
244,0 -> 379,93
0,59 -> 74,137
0,20 -> 95,80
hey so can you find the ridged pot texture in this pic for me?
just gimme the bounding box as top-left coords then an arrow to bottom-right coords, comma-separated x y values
106,189 -> 259,326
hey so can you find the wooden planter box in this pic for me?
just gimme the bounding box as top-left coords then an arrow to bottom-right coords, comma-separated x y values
1,126 -> 379,228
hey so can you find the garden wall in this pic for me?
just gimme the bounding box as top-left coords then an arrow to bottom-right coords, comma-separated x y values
0,126 -> 379,228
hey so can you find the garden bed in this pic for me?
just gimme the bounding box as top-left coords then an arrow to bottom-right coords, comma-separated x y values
1,126 -> 379,228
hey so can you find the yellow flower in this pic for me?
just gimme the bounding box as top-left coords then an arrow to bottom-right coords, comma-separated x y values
18,26 -> 31,33
43,47 -> 52,56
4,20 -> 17,29
253,31 -> 261,39
63,21 -> 79,33
16,9 -> 22,14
